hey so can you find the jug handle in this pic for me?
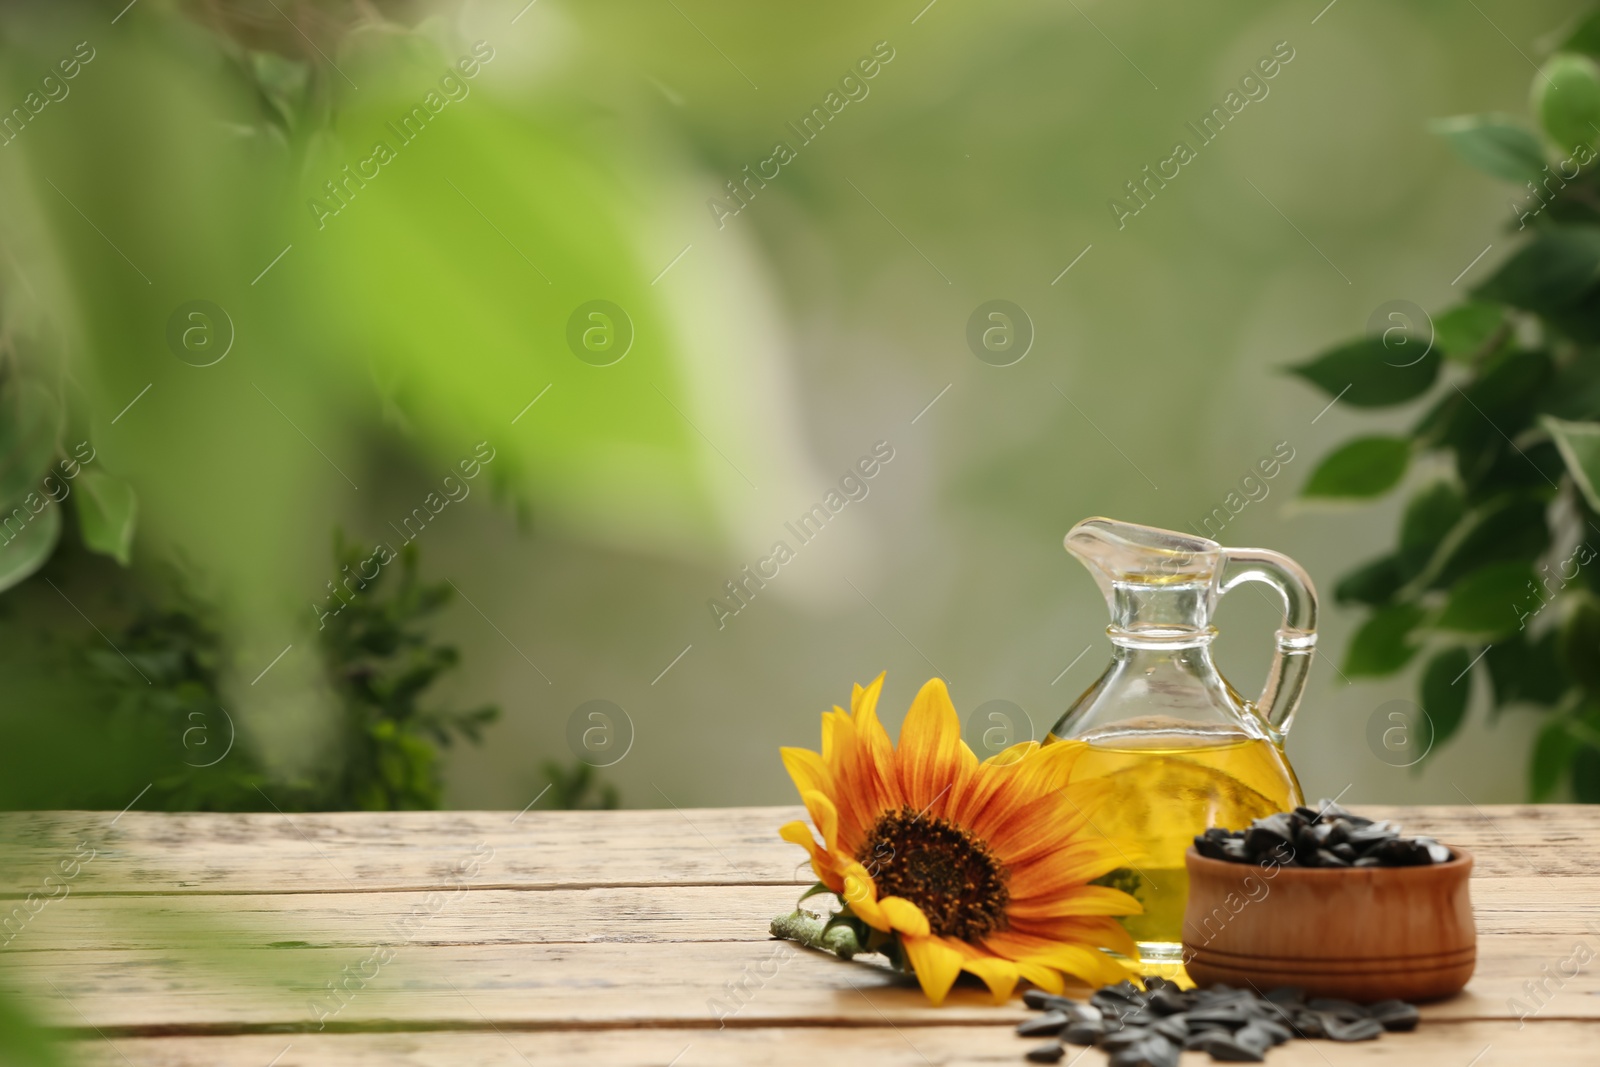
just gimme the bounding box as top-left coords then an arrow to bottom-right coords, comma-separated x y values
1217,548 -> 1318,742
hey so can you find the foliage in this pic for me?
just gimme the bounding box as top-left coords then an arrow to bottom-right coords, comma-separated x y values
539,760 -> 620,811
0,361 -> 137,595
1292,12 -> 1600,801
313,534 -> 499,810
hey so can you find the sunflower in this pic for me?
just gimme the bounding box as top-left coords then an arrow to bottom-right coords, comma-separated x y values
778,673 -> 1142,1004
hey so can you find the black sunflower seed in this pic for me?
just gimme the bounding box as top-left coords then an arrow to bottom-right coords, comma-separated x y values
1187,1006 -> 1250,1029
1192,801 -> 1454,868
1022,990 -> 1069,1011
1016,1010 -> 1070,1037
1368,1000 -> 1421,1032
1023,1040 -> 1064,1063
1307,998 -> 1370,1020
1147,987 -> 1192,1016
1187,1031 -> 1266,1062
1241,1019 -> 1292,1047
1062,1019 -> 1106,1046
1018,976 -> 1420,1062
1100,1027 -> 1149,1053
1324,1016 -> 1384,1042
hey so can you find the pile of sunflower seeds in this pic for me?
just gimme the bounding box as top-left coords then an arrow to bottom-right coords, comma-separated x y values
1016,979 -> 1420,1064
1192,801 -> 1454,868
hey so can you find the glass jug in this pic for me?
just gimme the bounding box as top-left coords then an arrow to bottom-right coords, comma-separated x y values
1046,517 -> 1317,965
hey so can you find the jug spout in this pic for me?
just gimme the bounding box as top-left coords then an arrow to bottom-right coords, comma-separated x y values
1064,517 -> 1318,739
1064,518 -> 1222,640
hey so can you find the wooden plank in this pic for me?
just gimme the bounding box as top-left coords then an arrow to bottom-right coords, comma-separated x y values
1,805 -> 1593,895
0,885 -> 809,952
0,808 -> 814,895
7,931 -> 1600,1031
64,1020 -> 1600,1066
5,878 -> 1597,953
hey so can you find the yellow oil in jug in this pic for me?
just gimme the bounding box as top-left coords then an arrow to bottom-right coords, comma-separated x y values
1060,721 -> 1303,952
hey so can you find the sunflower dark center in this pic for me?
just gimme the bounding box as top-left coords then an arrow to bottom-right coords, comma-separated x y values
856,807 -> 1009,940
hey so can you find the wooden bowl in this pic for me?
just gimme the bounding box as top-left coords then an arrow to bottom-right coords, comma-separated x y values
1181,846 -> 1475,1002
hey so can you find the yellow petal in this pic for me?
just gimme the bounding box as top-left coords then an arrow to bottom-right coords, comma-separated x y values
877,896 -> 931,938
800,789 -> 840,852
847,672 -> 902,819
1007,884 -> 1143,919
903,936 -> 965,1006
781,747 -> 831,802
896,676 -> 973,815
981,740 -> 1039,767
851,672 -> 886,717
959,956 -> 1020,1003
779,820 -> 843,892
1013,961 -> 1065,995
842,863 -> 890,931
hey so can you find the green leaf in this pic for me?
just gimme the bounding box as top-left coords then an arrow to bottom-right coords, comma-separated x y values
1436,561 -> 1536,637
1531,54 -> 1600,153
1420,647 -> 1474,751
1561,11 -> 1600,57
1573,743 -> 1600,803
1345,603 -> 1427,677
0,501 -> 61,594
1334,554 -> 1404,607
73,469 -> 137,566
1287,337 -> 1441,408
1398,481 -> 1465,577
1529,717 -> 1575,801
1542,352 -> 1600,421
1486,632 -> 1568,708
1559,594 -> 1600,692
1543,415 -> 1600,512
1431,302 -> 1505,362
1302,436 -> 1410,499
1425,494 -> 1550,589
1429,114 -> 1546,183
797,881 -> 833,904
1474,228 -> 1600,314
0,987 -> 68,1067
0,379 -> 61,505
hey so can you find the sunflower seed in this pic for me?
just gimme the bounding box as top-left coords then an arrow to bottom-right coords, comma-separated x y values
1108,1035 -> 1179,1067
1194,801 -> 1454,868
1018,979 -> 1420,1062
1022,990 -> 1069,1011
1237,1020 -> 1290,1049
1016,1010 -> 1070,1037
1100,1027 -> 1149,1053
1147,987 -> 1193,1016
1187,1007 -> 1250,1029
1368,1000 -> 1421,1032
1307,998 -> 1370,1019
1062,1019 -> 1106,1046
1187,1031 -> 1266,1062
1324,1016 -> 1384,1042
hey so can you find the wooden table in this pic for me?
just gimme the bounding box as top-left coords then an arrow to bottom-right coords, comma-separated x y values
1,805 -> 1596,1065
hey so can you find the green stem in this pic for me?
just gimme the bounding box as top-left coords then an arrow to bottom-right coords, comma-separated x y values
770,910 -> 863,960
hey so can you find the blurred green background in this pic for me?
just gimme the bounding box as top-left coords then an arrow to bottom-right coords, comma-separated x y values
0,0 -> 1587,814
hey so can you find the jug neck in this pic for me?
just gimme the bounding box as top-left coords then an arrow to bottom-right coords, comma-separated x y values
1107,580 -> 1215,649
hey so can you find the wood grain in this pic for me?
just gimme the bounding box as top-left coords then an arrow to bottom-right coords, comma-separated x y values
0,805 -> 1590,895
64,1021 -> 1600,1067
1,804 -> 1594,1063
